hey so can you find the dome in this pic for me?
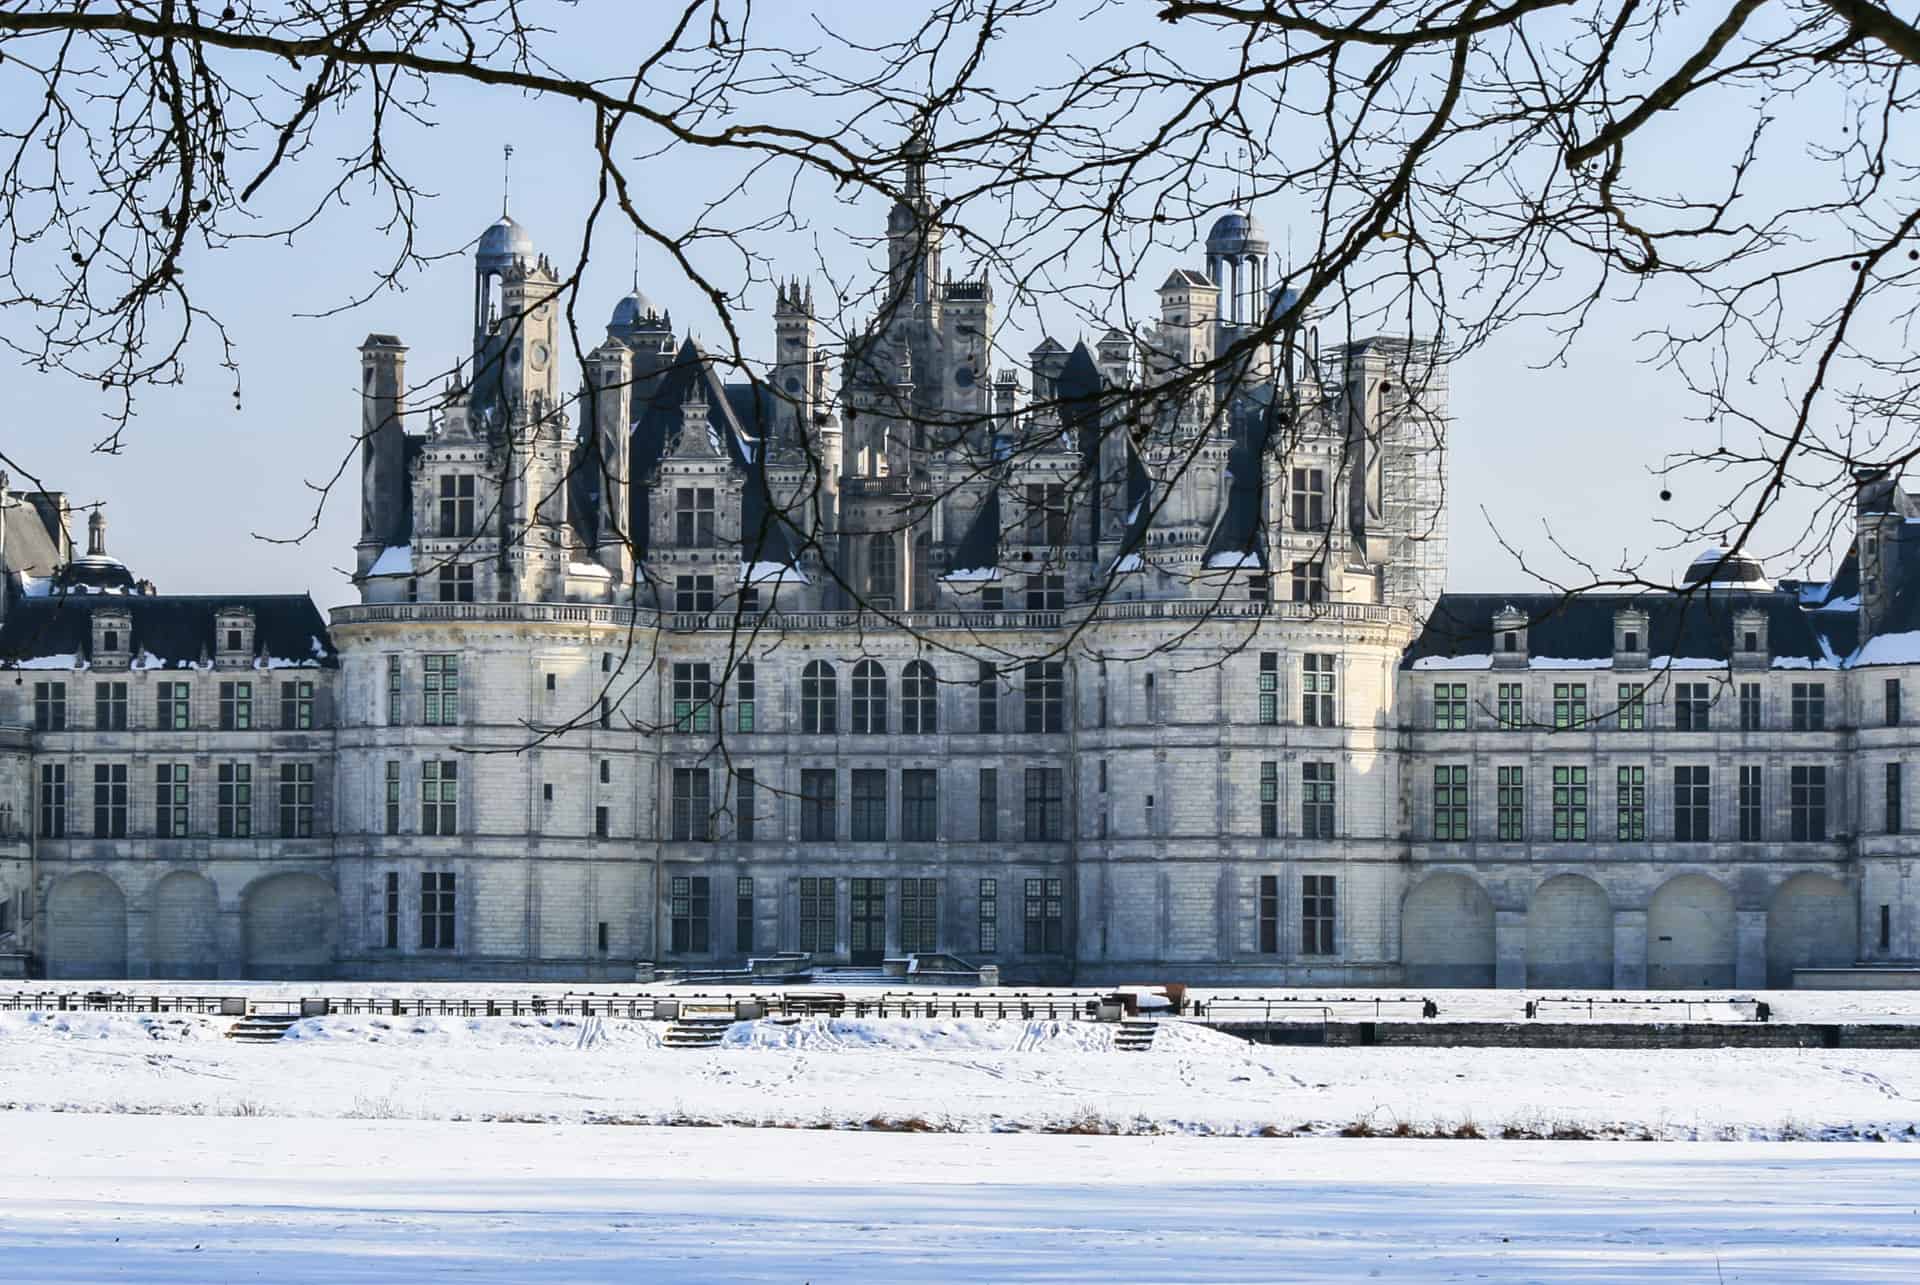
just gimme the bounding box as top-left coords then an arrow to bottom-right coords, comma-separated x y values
1206,208 -> 1268,256
610,289 -> 659,330
1681,544 -> 1773,590
55,506 -> 137,592
476,215 -> 535,273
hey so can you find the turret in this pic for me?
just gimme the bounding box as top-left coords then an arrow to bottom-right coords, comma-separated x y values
356,334 -> 408,577
586,341 -> 635,585
772,277 -> 819,455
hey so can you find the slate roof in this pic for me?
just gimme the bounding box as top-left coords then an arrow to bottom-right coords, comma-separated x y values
0,594 -> 337,669
948,489 -> 1001,575
1202,393 -> 1273,571
0,493 -> 66,579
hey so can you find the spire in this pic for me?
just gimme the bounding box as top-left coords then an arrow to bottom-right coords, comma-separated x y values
631,226 -> 640,294
501,143 -> 514,218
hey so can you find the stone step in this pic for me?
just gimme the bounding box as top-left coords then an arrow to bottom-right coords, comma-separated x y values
663,1016 -> 734,1049
1115,1019 -> 1159,1052
226,1015 -> 301,1044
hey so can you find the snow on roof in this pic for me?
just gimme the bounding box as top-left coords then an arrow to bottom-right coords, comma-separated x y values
567,561 -> 613,580
740,561 -> 806,584
1110,552 -> 1144,575
366,545 -> 413,577
1205,551 -> 1262,570
941,567 -> 1003,582
1850,630 -> 1920,667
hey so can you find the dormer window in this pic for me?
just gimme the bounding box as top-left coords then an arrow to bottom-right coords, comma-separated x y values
1743,631 -> 1759,653
1623,632 -> 1638,653
226,629 -> 242,652
1503,632 -> 1517,653
102,630 -> 118,652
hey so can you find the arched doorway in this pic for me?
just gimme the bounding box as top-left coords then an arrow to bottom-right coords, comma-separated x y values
1526,874 -> 1613,988
1646,874 -> 1735,989
44,873 -> 127,979
1766,873 -> 1856,988
242,872 -> 338,979
1401,873 -> 1495,986
149,871 -> 221,979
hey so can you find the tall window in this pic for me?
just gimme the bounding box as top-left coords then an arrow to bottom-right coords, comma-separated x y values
900,878 -> 939,952
93,763 -> 128,837
1024,767 -> 1065,841
421,760 -> 457,835
976,662 -> 999,733
801,661 -> 837,734
672,662 -> 713,733
901,660 -> 937,733
1024,661 -> 1064,733
33,680 -> 66,731
1023,482 -> 1068,546
218,680 -> 252,731
423,655 -> 459,726
436,561 -> 475,602
1433,683 -> 1467,731
675,574 -> 716,613
674,486 -> 715,548
736,876 -> 755,954
1025,573 -> 1066,612
671,767 -> 712,841
153,764 -> 189,837
420,872 -> 455,950
1889,762 -> 1904,835
1257,652 -> 1279,724
977,878 -> 998,953
735,662 -> 756,732
902,769 -> 938,841
383,872 -> 400,950
156,680 -> 188,731
1552,683 -> 1587,730
1301,875 -> 1336,955
1739,682 -> 1762,731
798,877 -> 835,953
1617,764 -> 1646,841
1023,877 -> 1064,952
851,660 -> 888,734
1617,683 -> 1645,731
280,680 -> 315,730
1790,765 -> 1828,841
735,768 -> 756,843
1259,761 -> 1279,838
219,763 -> 253,838
1497,683 -> 1524,728
1290,467 -> 1327,530
1302,762 -> 1335,839
279,762 -> 314,837
382,761 -> 399,837
38,764 -> 66,837
978,767 -> 998,841
868,535 -> 897,605
1675,682 -> 1711,731
1791,682 -> 1826,731
439,474 -> 476,537
1302,655 -> 1335,726
670,876 -> 711,952
1433,765 -> 1468,841
800,768 -> 835,841
1888,679 -> 1903,728
1258,875 -> 1280,953
851,769 -> 887,841
1497,766 -> 1525,841
1552,765 -> 1588,841
387,655 -> 403,726
1738,766 -> 1763,841
94,681 -> 127,731
1290,560 -> 1326,604
1674,765 -> 1710,841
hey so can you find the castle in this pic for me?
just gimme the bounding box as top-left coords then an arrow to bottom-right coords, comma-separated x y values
0,156 -> 1906,988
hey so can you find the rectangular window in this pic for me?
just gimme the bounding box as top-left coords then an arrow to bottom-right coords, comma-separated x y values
977,878 -> 998,953
1740,682 -> 1762,731
595,804 -> 610,839
800,769 -> 835,842
982,585 -> 1004,612
900,878 -> 939,953
1552,683 -> 1587,730
735,767 -> 756,843
672,662 -> 713,733
851,769 -> 887,842
1301,874 -> 1336,955
381,761 -> 399,836
421,760 -> 457,835
1302,655 -> 1335,727
33,680 -> 67,731
93,762 -> 127,837
1290,560 -> 1327,604
977,662 -> 999,733
218,763 -> 253,838
1882,904 -> 1893,953
1024,572 -> 1066,612
1790,765 -> 1828,841
386,655 -> 403,726
1675,682 -> 1710,731
1301,761 -> 1335,839
1889,762 -> 1904,835
278,762 -> 314,837
902,769 -> 938,842
671,767 -> 712,841
1433,765 -> 1468,842
1497,682 -> 1524,729
1024,767 -> 1065,841
420,872 -> 455,950
1616,764 -> 1647,841
94,681 -> 127,731
1257,652 -> 1279,724
1258,874 -> 1280,954
1791,683 -> 1826,732
675,486 -> 716,549
156,681 -> 188,731
736,662 -> 756,733
670,875 -> 711,953
1433,683 -> 1468,731
1497,766 -> 1525,841
383,871 -> 400,950
798,877 -> 835,954
439,473 -> 476,537
436,561 -> 475,603
1023,482 -> 1068,547
675,574 -> 716,613
1024,661 -> 1064,734
1552,765 -> 1589,841
1290,467 -> 1327,530
1023,877 -> 1065,953
154,763 -> 189,838
1674,765 -> 1710,842
423,655 -> 459,726
217,680 -> 252,731
978,767 -> 998,842
1738,766 -> 1763,842
1617,683 -> 1645,731
279,680 -> 315,731
1259,761 -> 1279,838
38,763 -> 66,838
735,876 -> 755,954
1889,679 -> 1903,728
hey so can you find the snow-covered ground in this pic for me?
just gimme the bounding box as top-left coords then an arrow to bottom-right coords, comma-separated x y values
0,1115 -> 1916,1282
5,1009 -> 1920,1139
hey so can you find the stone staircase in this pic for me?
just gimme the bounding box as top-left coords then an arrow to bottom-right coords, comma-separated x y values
226,1014 -> 301,1044
1114,1018 -> 1159,1052
662,1015 -> 735,1050
807,967 -> 892,987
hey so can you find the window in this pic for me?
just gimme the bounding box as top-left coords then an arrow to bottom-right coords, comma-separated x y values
421,760 -> 457,835
93,763 -> 127,837
1889,762 -> 1905,835
1882,903 -> 1893,953
1257,653 -> 1279,724
1738,766 -> 1763,841
280,680 -> 315,730
1024,767 -> 1065,841
1258,875 -> 1280,953
1791,682 -> 1826,731
1497,766 -> 1525,841
1144,672 -> 1158,723
1290,467 -> 1327,530
1889,679 -> 1903,728
1790,765 -> 1828,841
1674,765 -> 1710,842
671,767 -> 712,841
1025,573 -> 1065,612
735,768 -> 756,843
101,628 -> 119,652
1433,765 -> 1468,841
977,878 -> 998,953
801,661 -> 837,734
1024,661 -> 1064,733
1023,877 -> 1064,952
851,769 -> 887,841
1302,655 -> 1335,726
219,763 -> 253,838
851,660 -> 888,734
1249,574 -> 1269,604
381,761 -> 398,836
978,768 -> 998,841
736,876 -> 755,954
1675,682 -> 1710,731
901,661 -> 937,734
94,681 -> 127,731
672,662 -> 713,733
33,680 -> 66,731
38,764 -> 66,838
1621,630 -> 1640,653
736,662 -> 756,732
869,536 -> 897,605
675,574 -> 715,613
1301,875 -> 1336,955
1024,482 -> 1068,547
798,877 -> 835,953
154,680 -> 190,731
976,662 -> 999,732
278,762 -> 314,837
1497,683 -> 1524,728
423,655 -> 459,726
670,875 -> 710,953
1097,660 -> 1109,728
1302,761 -> 1335,839
154,763 -> 189,837
1552,683 -> 1587,730
1433,683 -> 1467,731
1552,765 -> 1588,841
1739,682 -> 1761,731
439,474 -> 476,537
600,696 -> 613,730
1145,793 -> 1156,834
981,585 -> 1004,612
674,486 -> 715,548
420,872 -> 456,950
800,769 -> 836,841
1616,764 -> 1646,841
217,680 -> 252,731
1259,761 -> 1279,838
1617,683 -> 1645,731
436,561 -> 475,602
386,655 -> 403,726
900,878 -> 939,953
902,769 -> 937,841
383,872 -> 400,950
1290,560 -> 1327,604
595,804 -> 610,839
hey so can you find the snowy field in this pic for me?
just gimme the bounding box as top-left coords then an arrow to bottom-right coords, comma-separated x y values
0,1115 -> 1916,1282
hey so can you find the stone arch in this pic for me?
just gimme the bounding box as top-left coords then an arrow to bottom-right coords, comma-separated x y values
241,872 -> 338,979
1401,872 -> 1495,987
1526,873 -> 1613,988
1646,874 -> 1735,989
43,872 -> 127,979
148,870 -> 221,979
1766,872 -> 1857,988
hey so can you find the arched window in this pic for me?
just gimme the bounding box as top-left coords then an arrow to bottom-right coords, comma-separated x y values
869,535 -> 897,607
852,659 -> 888,735
802,661 -> 838,734
902,660 -> 937,734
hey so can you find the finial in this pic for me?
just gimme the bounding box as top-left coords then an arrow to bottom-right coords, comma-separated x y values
502,143 -> 514,218
631,226 -> 640,294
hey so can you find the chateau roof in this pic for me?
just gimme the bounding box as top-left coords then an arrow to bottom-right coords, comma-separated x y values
0,594 -> 337,670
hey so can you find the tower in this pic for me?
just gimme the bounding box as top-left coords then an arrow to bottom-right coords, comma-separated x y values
356,334 -> 408,578
585,340 -> 635,587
